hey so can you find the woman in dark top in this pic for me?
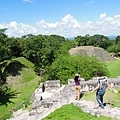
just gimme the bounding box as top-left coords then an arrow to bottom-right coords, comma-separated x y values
74,73 -> 81,100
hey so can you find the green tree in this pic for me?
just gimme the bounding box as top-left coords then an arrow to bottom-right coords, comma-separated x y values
21,34 -> 66,75
0,28 -> 10,85
45,54 -> 108,84
75,36 -> 87,46
89,34 -> 110,49
0,28 -> 7,38
0,29 -> 22,85
116,35 -> 120,44
107,44 -> 120,56
56,40 -> 74,56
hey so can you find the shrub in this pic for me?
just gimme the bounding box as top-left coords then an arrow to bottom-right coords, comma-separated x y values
45,54 -> 109,84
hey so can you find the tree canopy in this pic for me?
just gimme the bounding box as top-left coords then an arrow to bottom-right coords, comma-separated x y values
0,28 -> 119,85
45,54 -> 108,84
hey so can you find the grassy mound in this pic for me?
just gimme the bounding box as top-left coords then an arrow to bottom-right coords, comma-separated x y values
42,103 -> 117,120
0,57 -> 41,120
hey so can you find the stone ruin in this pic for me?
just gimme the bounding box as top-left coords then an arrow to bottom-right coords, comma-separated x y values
69,46 -> 115,62
68,76 -> 120,92
7,77 -> 120,120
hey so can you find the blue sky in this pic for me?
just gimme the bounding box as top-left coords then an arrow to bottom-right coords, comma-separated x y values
0,0 -> 120,37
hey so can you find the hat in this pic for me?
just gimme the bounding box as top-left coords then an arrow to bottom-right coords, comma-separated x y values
75,73 -> 80,76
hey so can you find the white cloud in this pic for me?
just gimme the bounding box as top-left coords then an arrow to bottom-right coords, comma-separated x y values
36,13 -> 120,37
0,21 -> 37,37
36,14 -> 82,37
0,13 -> 120,37
99,13 -> 106,19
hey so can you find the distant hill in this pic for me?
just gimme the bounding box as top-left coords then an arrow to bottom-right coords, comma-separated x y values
65,37 -> 74,40
107,36 -> 116,40
65,36 -> 117,40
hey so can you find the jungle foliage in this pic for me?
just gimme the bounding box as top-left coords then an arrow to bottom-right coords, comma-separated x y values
45,54 -> 108,84
0,29 -> 120,85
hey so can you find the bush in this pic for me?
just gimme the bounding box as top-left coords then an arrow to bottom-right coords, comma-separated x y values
45,54 -> 109,84
107,44 -> 120,54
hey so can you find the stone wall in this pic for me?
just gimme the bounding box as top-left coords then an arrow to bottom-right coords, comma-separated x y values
44,80 -> 61,88
8,77 -> 120,120
68,76 -> 120,92
29,77 -> 120,119
31,76 -> 120,109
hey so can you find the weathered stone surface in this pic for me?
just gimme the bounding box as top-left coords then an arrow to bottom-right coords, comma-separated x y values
7,78 -> 120,120
69,46 -> 115,62
73,100 -> 120,119
44,80 -> 61,88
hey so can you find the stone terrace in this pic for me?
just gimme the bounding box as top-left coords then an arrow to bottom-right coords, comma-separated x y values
7,77 -> 120,120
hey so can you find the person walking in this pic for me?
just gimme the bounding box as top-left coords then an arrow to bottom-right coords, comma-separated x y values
91,71 -> 118,109
74,73 -> 81,100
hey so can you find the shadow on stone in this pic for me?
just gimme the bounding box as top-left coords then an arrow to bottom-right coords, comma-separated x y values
104,102 -> 114,107
80,92 -> 84,99
42,83 -> 45,92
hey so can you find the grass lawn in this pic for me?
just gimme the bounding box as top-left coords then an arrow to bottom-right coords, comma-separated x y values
106,59 -> 120,78
82,88 -> 120,107
42,103 -> 117,120
0,57 -> 41,120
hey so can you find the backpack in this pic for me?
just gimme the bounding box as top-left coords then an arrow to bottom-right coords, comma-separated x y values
98,89 -> 104,96
97,77 -> 107,96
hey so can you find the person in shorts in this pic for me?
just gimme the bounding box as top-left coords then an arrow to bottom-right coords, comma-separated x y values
74,73 -> 81,100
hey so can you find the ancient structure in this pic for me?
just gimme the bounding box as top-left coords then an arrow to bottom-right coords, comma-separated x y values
69,46 -> 115,62
7,77 -> 120,120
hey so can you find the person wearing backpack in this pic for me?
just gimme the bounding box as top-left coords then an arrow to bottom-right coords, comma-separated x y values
91,71 -> 118,109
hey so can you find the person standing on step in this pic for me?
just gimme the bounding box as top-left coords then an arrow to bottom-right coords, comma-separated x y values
91,71 -> 118,109
74,73 -> 81,100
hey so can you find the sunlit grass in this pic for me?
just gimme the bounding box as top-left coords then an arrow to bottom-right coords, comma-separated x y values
106,59 -> 120,78
0,57 -> 41,120
42,103 -> 117,120
82,88 -> 120,107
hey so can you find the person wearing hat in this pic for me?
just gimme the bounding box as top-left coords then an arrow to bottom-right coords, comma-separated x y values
74,73 -> 81,100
